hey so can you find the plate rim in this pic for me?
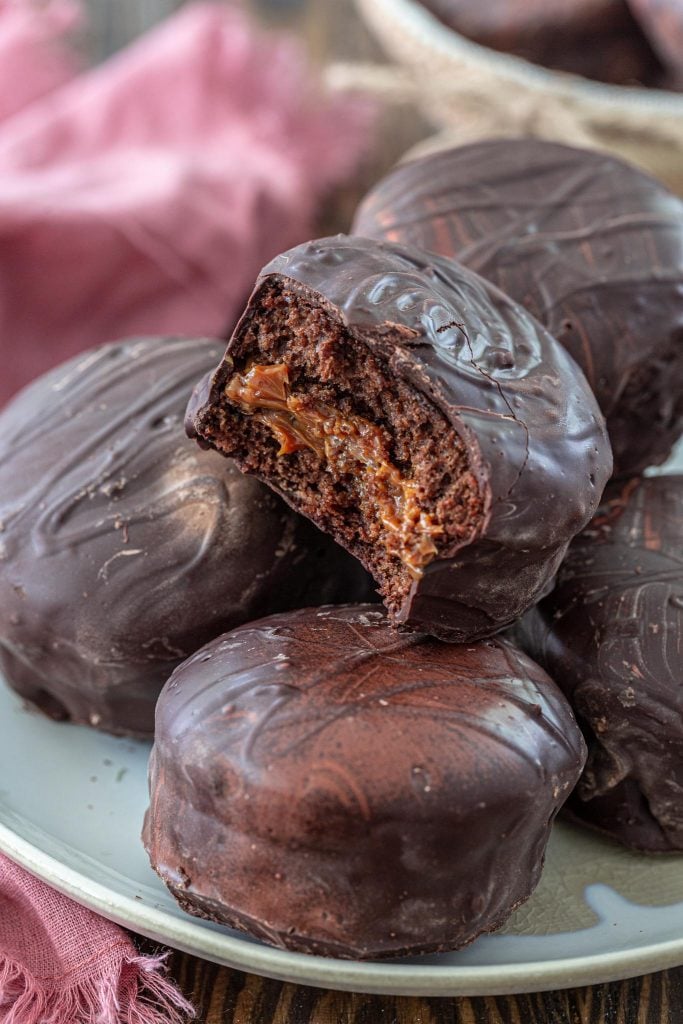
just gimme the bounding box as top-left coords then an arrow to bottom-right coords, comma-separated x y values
2,818 -> 683,996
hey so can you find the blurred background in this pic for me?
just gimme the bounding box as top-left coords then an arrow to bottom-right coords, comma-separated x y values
81,0 -> 434,233
2,0 -> 682,406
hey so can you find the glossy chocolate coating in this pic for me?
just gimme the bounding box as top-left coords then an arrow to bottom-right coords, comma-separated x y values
418,0 -> 660,84
188,235 -> 612,643
519,476 -> 683,852
143,604 -> 586,958
0,338 -> 372,738
353,139 -> 683,477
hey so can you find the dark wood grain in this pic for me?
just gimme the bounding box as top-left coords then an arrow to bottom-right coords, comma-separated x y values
131,937 -> 682,1024
83,0 -> 680,1018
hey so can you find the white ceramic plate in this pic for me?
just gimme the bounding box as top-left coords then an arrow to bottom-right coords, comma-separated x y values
1,440 -> 682,996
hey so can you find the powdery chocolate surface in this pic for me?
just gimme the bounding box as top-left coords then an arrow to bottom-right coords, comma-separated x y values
353,140 -> 683,477
0,337 -> 372,738
187,234 -> 612,643
519,475 -> 683,852
143,604 -> 586,959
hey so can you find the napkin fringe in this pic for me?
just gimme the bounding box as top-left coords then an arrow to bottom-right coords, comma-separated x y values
0,950 -> 195,1024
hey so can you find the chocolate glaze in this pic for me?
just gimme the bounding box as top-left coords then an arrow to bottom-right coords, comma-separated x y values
187,235 -> 612,643
0,337 -> 372,738
518,475 -> 683,852
143,604 -> 586,958
353,139 -> 683,477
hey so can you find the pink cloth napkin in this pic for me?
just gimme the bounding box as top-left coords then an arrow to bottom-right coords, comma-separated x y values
0,0 -> 373,405
0,854 -> 194,1023
0,0 -> 81,122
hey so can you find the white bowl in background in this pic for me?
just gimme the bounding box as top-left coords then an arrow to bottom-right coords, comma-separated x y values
353,0 -> 683,193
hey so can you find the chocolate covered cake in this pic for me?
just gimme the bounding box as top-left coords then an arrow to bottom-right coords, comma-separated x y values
143,604 -> 586,958
519,475 -> 683,852
0,337 -> 372,738
187,235 -> 612,643
354,139 -> 683,477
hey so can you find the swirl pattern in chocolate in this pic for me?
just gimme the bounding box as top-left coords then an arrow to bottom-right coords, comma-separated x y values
0,337 -> 372,738
518,475 -> 683,852
187,235 -> 612,643
143,604 -> 586,958
353,139 -> 683,477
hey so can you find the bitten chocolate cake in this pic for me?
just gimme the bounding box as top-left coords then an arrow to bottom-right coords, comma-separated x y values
418,0 -> 660,84
187,235 -> 612,643
0,337 -> 372,738
143,605 -> 586,959
519,475 -> 683,852
353,140 -> 683,477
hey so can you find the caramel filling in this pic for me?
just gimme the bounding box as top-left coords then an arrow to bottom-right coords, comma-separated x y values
226,363 -> 443,576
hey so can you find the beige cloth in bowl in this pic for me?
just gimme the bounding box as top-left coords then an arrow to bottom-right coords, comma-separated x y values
344,0 -> 683,194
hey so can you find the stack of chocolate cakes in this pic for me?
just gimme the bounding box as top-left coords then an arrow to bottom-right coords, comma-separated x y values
0,137 -> 681,960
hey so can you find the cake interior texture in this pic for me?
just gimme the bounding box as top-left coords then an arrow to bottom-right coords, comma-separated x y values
202,281 -> 484,612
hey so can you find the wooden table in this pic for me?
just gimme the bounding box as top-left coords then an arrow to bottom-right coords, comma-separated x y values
86,0 -> 681,1018
153,949 -> 683,1023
